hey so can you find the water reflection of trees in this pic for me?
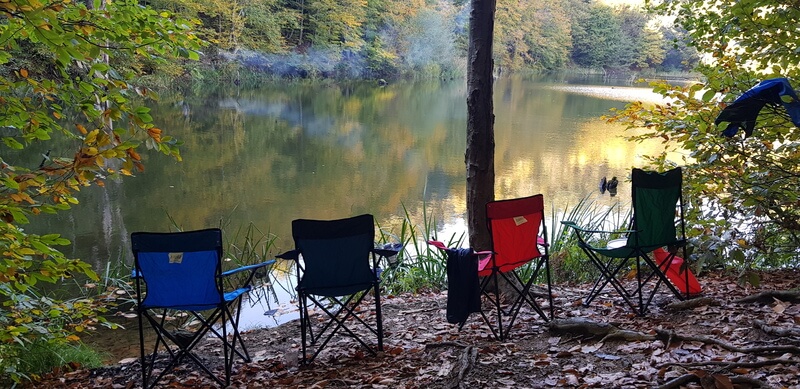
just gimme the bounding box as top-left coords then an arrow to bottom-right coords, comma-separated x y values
31,76 -> 667,272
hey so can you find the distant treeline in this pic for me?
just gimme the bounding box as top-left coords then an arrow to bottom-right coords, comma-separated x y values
146,0 -> 698,80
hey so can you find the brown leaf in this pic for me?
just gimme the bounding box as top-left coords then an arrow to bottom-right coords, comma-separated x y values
712,374 -> 734,389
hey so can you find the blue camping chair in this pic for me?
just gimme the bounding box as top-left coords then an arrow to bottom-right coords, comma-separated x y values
132,228 -> 275,388
277,214 -> 399,364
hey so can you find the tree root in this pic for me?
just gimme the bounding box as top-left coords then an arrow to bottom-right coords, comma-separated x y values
549,318 -> 800,355
753,319 -> 800,338
656,372 -> 773,389
664,297 -> 720,311
734,290 -> 800,304
653,329 -> 800,355
445,345 -> 477,389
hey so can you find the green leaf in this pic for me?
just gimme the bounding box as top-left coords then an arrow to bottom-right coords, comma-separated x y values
701,89 -> 716,102
3,137 -> 24,150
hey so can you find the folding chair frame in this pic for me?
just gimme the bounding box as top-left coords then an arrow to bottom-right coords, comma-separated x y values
279,214 -> 398,364
563,167 -> 692,316
478,194 -> 553,340
132,229 -> 274,388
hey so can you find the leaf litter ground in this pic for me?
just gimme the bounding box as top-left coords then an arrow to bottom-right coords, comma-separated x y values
30,268 -> 800,388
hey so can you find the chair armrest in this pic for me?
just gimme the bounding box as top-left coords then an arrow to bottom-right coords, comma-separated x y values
276,249 -> 300,261
220,259 -> 276,277
561,221 -> 635,235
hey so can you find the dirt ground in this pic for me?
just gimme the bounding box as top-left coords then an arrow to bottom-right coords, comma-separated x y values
30,268 -> 800,388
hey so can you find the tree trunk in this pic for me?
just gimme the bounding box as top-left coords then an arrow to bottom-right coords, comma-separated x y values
465,0 -> 496,250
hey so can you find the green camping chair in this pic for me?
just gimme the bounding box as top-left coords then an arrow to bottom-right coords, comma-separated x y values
562,167 -> 693,315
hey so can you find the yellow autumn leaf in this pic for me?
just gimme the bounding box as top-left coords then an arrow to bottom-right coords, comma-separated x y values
52,111 -> 62,119
85,129 -> 99,144
20,68 -> 28,78
76,124 -> 87,135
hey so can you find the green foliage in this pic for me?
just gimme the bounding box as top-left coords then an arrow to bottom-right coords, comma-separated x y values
0,0 -> 202,381
308,0 -> 367,48
1,339 -> 104,384
377,203 -> 456,294
550,195 -> 632,284
495,0 -> 572,72
146,0 -> 692,80
609,0 -> 800,270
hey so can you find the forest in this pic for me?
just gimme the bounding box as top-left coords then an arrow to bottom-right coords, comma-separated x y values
141,0 -> 698,80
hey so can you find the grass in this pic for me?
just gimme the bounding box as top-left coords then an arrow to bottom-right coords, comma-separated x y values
548,195 -> 631,284
1,340 -> 104,385
377,194 -> 633,293
377,202 -> 465,294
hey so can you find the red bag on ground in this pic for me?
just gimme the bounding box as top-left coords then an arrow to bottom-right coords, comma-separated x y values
653,248 -> 702,295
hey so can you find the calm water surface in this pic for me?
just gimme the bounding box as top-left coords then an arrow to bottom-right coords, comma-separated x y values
29,74 -> 674,361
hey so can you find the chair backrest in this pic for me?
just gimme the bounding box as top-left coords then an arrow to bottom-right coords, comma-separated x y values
484,194 -> 546,274
132,228 -> 224,310
628,167 -> 683,249
292,214 -> 376,297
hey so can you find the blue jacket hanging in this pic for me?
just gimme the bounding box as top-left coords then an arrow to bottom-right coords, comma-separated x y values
715,77 -> 800,137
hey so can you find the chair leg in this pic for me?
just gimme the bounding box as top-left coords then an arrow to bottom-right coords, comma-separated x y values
137,309 -> 147,389
299,293 -> 309,363
374,282 -> 384,352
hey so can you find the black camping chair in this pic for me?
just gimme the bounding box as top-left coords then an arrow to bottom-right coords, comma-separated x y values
277,214 -> 398,364
132,228 -> 275,388
562,167 -> 694,315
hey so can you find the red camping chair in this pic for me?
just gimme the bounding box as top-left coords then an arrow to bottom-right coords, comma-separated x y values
431,194 -> 553,340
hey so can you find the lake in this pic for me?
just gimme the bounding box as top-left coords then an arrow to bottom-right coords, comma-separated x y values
28,73 -> 675,361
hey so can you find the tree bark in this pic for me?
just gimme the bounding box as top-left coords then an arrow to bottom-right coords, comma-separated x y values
465,0 -> 496,250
